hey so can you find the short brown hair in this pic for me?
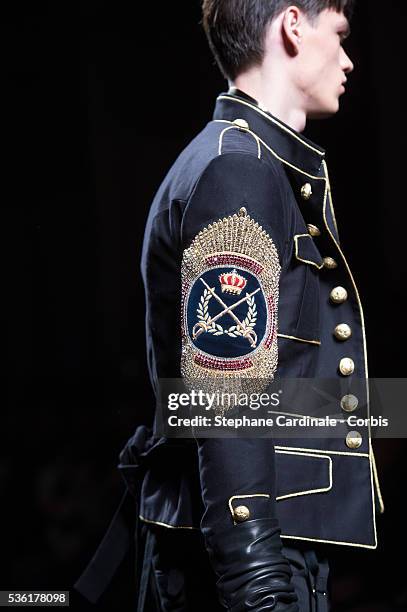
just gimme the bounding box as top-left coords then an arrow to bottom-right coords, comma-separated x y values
202,0 -> 355,80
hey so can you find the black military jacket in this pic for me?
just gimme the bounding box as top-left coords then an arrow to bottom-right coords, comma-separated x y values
132,88 -> 384,552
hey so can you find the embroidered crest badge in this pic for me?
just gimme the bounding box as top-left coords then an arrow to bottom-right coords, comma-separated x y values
181,208 -> 281,397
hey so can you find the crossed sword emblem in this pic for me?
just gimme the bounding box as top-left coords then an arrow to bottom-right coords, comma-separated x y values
192,277 -> 260,348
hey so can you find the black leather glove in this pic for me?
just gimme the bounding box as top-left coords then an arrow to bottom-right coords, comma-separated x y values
206,517 -> 299,611
196,437 -> 299,611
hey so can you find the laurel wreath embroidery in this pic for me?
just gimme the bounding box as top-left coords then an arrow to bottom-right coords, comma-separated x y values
196,288 -> 257,337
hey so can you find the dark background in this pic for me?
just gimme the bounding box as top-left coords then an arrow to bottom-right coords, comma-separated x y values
3,1 -> 406,610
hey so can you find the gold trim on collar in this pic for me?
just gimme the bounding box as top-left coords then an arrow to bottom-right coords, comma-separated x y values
214,120 -> 326,180
217,95 -> 325,157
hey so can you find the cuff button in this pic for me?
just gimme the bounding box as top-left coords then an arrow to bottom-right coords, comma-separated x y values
233,505 -> 251,522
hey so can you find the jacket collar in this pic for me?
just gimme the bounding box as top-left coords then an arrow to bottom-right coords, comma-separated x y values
212,87 -> 326,177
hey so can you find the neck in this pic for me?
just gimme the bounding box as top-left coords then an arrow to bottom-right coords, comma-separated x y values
233,69 -> 307,133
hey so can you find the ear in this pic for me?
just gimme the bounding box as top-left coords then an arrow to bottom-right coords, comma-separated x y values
281,6 -> 304,55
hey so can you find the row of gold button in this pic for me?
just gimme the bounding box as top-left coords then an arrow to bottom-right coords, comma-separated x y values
303,186 -> 362,449
306,214 -> 354,375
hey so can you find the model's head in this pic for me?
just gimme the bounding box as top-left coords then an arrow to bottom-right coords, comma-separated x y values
202,0 -> 355,119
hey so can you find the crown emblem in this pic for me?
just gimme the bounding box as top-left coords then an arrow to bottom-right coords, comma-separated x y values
219,269 -> 247,295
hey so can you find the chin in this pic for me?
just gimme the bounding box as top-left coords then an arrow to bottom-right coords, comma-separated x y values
307,99 -> 340,119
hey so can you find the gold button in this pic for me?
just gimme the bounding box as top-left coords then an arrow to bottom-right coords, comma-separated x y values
233,118 -> 249,130
301,183 -> 313,200
346,431 -> 362,449
330,286 -> 348,304
323,257 -> 338,270
307,224 -> 321,237
341,394 -> 359,412
233,505 -> 251,522
339,357 -> 355,376
334,323 -> 352,341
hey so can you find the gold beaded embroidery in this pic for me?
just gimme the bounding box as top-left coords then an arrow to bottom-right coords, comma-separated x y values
181,208 -> 281,408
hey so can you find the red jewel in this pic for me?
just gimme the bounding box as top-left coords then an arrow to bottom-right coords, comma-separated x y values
264,296 -> 277,348
194,354 -> 253,371
205,254 -> 263,275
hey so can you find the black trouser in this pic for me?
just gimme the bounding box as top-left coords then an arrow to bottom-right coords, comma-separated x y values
138,524 -> 330,612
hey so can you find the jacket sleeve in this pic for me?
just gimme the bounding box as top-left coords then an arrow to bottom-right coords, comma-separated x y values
179,151 -> 299,611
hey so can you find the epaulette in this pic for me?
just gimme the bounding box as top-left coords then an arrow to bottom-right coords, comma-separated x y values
216,119 -> 263,159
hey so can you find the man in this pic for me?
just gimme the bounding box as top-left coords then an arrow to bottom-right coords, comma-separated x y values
76,1 -> 385,610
